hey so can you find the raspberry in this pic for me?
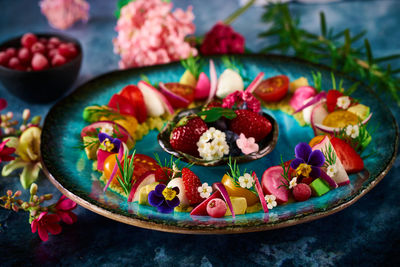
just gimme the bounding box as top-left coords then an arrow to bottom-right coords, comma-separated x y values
292,183 -> 312,202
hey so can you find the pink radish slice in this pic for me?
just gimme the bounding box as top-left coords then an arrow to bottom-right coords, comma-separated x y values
206,60 -> 217,105
253,172 -> 268,213
314,112 -> 373,134
138,81 -> 174,115
195,72 -> 211,100
128,171 -> 156,202
97,150 -> 113,171
291,89 -> 323,113
310,101 -> 329,135
213,182 -> 235,218
261,166 -> 290,204
190,191 -> 221,216
245,72 -> 264,94
103,144 -> 125,192
320,170 -> 338,189
159,82 -> 190,107
81,121 -> 131,144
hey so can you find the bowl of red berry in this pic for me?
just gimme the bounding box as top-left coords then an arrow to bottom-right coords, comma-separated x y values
0,32 -> 82,103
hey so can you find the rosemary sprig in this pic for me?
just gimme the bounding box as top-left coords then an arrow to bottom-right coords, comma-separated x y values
116,150 -> 136,195
260,3 -> 400,104
323,143 -> 337,168
278,156 -> 291,190
226,157 -> 257,194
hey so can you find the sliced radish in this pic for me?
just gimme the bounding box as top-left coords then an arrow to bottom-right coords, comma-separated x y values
81,121 -> 133,146
159,82 -> 190,107
261,166 -> 290,204
195,72 -> 211,100
253,172 -> 268,213
103,144 -> 125,192
216,69 -> 244,99
213,182 -> 235,219
310,101 -> 329,135
128,171 -> 156,202
319,170 -> 338,189
190,191 -> 221,216
206,60 -> 217,105
314,112 -> 373,134
292,89 -> 324,113
138,81 -> 174,116
245,72 -> 264,94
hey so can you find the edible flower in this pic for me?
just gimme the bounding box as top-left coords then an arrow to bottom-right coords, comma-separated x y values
326,165 -> 337,178
290,142 -> 325,179
198,183 -> 212,199
238,173 -> 254,189
148,184 -> 180,213
0,139 -> 16,163
264,195 -> 277,210
336,96 -> 351,109
31,212 -> 62,242
236,133 -> 259,155
197,127 -> 229,160
289,177 -> 298,189
54,195 -> 77,225
222,91 -> 261,113
98,133 -> 121,153
346,124 -> 359,139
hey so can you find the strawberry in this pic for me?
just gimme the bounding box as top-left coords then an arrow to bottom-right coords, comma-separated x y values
154,167 -> 173,184
181,168 -> 203,205
204,100 -> 222,110
326,90 -> 343,113
170,116 -> 208,156
330,137 -> 364,173
229,109 -> 272,142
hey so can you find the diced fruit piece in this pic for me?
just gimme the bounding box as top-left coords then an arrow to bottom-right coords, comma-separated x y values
292,183 -> 312,201
182,168 -> 203,206
330,137 -> 364,174
310,178 -> 330,197
190,191 -> 221,216
195,72 -> 211,100
82,136 -> 99,160
216,69 -> 244,99
108,94 -> 136,117
254,75 -> 289,102
221,174 -> 258,206
137,81 -> 173,116
224,197 -> 247,216
347,104 -> 370,121
289,77 -> 309,93
246,203 -> 262,214
229,109 -> 272,142
51,54 -> 67,67
180,69 -> 197,87
120,85 -> 147,123
167,178 -> 189,207
322,110 -> 360,128
261,166 -> 290,204
31,53 -> 49,71
170,115 -> 208,157
207,198 -> 227,218
138,182 -> 159,205
21,33 -> 38,48
326,90 -> 343,113
130,171 -> 156,202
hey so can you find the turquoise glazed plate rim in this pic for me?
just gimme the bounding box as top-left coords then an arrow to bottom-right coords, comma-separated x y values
41,54 -> 398,234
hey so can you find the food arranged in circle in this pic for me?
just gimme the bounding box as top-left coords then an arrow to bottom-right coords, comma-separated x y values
80,57 -> 372,219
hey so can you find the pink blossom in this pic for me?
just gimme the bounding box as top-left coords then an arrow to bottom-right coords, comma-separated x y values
222,91 -> 261,113
236,133 -> 259,155
55,195 -> 77,224
0,139 -> 15,163
31,212 -> 62,241
113,0 -> 197,68
39,0 -> 90,30
200,22 -> 245,55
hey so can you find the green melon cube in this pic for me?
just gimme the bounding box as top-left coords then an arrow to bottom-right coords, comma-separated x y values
310,178 -> 331,197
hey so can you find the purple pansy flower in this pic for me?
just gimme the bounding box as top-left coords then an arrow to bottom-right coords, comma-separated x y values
148,184 -> 180,213
98,132 -> 121,153
290,142 -> 325,179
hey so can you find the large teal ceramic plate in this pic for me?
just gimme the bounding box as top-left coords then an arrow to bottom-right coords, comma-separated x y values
41,55 -> 398,234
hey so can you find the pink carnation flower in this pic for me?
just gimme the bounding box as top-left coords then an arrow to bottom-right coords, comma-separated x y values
113,0 -> 197,68
236,133 -> 259,155
31,212 -> 62,241
40,0 -> 90,30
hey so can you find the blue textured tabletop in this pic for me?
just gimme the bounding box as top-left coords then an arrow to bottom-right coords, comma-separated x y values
0,0 -> 399,266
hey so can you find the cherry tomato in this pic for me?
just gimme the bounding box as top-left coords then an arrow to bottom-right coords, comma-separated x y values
103,153 -> 160,186
164,83 -> 195,108
108,94 -> 136,117
254,75 -> 289,102
120,85 -> 147,123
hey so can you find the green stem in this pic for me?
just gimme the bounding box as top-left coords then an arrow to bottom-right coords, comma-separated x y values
224,0 -> 256,25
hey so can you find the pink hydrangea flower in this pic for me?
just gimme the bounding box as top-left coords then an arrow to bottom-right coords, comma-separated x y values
40,0 -> 90,30
113,0 -> 197,68
31,212 -> 62,241
55,195 -> 77,224
222,91 -> 261,113
236,133 -> 259,155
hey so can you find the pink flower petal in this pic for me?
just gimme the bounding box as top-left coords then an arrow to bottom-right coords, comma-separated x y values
38,225 -> 49,241
56,196 -> 77,211
58,211 -> 77,224
45,214 -> 61,224
31,220 -> 38,233
46,222 -> 62,235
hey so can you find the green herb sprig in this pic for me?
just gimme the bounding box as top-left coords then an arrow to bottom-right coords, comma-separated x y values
115,150 -> 136,195
278,156 -> 291,190
197,107 -> 237,122
226,157 -> 257,194
221,56 -> 251,83
181,56 -> 204,79
323,144 -> 337,168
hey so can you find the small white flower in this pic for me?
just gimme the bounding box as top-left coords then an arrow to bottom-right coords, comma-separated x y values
345,124 -> 359,139
238,173 -> 254,189
197,128 -> 230,161
265,195 -> 277,210
326,165 -> 337,177
100,124 -> 114,136
336,96 -> 351,109
289,177 -> 298,189
198,182 -> 212,199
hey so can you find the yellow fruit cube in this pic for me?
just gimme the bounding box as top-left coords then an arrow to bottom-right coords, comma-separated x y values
225,197 -> 247,216
289,77 -> 309,93
179,69 -> 197,87
138,182 -> 159,205
246,203 -> 262,214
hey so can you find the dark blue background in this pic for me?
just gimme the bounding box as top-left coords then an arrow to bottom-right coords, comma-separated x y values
1,0 -> 399,266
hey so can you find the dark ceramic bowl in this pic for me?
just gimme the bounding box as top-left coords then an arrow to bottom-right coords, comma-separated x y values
158,108 -> 279,166
0,33 -> 82,103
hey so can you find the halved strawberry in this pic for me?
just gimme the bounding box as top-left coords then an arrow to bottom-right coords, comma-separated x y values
330,137 -> 364,173
154,167 -> 173,184
326,90 -> 343,113
120,85 -> 147,123
164,83 -> 195,108
182,168 -> 203,205
229,109 -> 272,142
